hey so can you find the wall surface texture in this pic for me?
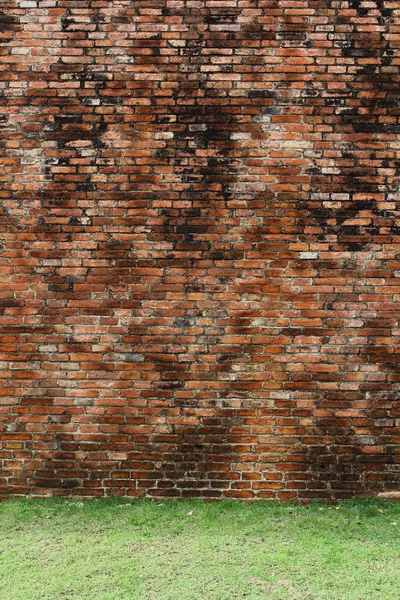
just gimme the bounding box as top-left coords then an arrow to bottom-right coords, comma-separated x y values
1,0 -> 400,500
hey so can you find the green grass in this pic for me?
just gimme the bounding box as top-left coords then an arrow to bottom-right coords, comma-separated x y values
0,499 -> 399,599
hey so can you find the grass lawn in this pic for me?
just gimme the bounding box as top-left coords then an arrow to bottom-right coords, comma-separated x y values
0,498 -> 399,600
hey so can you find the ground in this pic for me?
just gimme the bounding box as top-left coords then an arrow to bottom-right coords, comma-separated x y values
0,499 -> 399,600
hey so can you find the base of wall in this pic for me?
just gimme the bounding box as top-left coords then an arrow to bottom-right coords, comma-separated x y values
377,492 -> 400,500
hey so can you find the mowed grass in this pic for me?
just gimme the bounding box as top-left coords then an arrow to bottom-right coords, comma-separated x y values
0,498 -> 399,600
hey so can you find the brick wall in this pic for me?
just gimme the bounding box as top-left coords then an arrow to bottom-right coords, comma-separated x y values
1,0 -> 399,500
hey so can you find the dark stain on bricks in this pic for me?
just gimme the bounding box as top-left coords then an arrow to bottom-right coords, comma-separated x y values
0,13 -> 20,33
